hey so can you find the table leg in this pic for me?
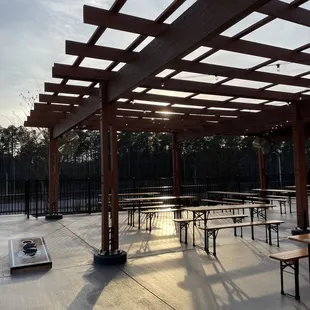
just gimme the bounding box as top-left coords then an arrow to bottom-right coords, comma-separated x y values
193,212 -> 195,246
308,244 -> 310,282
138,203 -> 141,229
204,212 -> 207,251
289,195 -> 292,213
250,208 -> 254,240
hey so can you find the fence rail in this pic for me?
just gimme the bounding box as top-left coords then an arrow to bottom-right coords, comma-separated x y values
0,174 -> 295,216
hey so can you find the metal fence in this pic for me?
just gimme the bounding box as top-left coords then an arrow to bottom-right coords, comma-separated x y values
0,174 -> 295,216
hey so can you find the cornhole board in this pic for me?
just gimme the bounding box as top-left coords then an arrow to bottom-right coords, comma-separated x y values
9,237 -> 52,274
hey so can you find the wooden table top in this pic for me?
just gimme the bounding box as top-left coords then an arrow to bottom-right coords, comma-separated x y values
124,196 -> 196,202
285,185 -> 310,189
207,191 -> 258,196
98,192 -> 160,197
288,233 -> 310,244
183,204 -> 271,212
252,188 -> 296,193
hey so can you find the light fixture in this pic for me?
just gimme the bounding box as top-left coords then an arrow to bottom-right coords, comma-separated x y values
276,64 -> 280,72
161,80 -> 165,88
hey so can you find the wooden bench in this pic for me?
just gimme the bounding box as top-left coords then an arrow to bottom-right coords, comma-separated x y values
201,199 -> 240,206
266,196 -> 289,214
198,220 -> 284,256
124,204 -> 178,226
223,198 -> 244,203
173,214 -> 248,244
270,248 -> 308,300
142,208 -> 180,231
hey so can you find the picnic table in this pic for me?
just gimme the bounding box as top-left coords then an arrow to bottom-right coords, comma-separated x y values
288,233 -> 310,281
285,185 -> 310,189
98,192 -> 160,197
124,195 -> 196,229
252,188 -> 297,212
208,191 -> 259,203
183,204 -> 271,248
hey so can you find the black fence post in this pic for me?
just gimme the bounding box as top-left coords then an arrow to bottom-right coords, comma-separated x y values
236,175 -> 241,192
25,179 -> 30,219
132,177 -> 136,193
35,179 -> 38,218
88,178 -> 91,214
206,176 -> 209,198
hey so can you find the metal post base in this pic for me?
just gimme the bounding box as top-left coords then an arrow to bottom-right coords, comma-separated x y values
45,214 -> 63,220
94,250 -> 127,265
291,228 -> 310,235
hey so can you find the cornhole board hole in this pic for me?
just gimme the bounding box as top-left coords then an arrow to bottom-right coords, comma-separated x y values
9,237 -> 52,274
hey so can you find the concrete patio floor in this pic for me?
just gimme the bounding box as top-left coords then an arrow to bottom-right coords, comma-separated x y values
0,203 -> 309,310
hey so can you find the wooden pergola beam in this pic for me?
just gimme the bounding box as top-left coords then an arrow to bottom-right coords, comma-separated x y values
52,64 -> 116,81
66,40 -> 137,62
169,59 -> 310,89
52,0 -> 272,139
258,1 -> 310,27
206,35 -> 310,67
45,82 -> 99,96
143,78 -> 307,102
83,5 -> 168,36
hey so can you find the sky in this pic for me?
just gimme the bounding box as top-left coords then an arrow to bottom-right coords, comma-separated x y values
1,0 -> 310,127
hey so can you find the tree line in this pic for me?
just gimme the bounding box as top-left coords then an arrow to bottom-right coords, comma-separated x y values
0,125 -> 306,182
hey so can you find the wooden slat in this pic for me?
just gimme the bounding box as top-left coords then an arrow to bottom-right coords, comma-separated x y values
169,59 -> 310,88
39,94 -> 84,105
45,82 -> 99,96
53,64 -> 116,81
205,35 -> 310,67
143,78 -> 307,102
83,5 -> 168,36
258,1 -> 310,27
66,40 -> 137,62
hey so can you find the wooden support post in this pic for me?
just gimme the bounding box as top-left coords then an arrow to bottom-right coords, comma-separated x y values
48,131 -> 58,214
110,109 -> 119,251
100,82 -> 110,253
94,82 -> 126,264
53,145 -> 59,214
258,150 -> 267,190
292,102 -> 309,230
172,133 -> 181,196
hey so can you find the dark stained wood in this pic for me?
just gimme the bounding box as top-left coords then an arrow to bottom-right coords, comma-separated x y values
53,64 -> 116,81
53,0 -> 271,138
66,40 -> 137,62
83,5 -> 168,36
206,35 -> 310,67
143,78 -> 307,102
172,133 -> 181,196
258,1 -> 310,27
258,150 -> 267,190
45,82 -> 99,96
100,82 -> 110,252
292,101 -> 309,229
169,59 -> 310,89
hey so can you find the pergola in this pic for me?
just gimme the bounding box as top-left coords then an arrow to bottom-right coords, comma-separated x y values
25,0 -> 310,263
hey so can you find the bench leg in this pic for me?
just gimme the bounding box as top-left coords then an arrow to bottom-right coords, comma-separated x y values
294,260 -> 300,301
280,261 -> 285,295
185,224 -> 188,245
268,224 -> 272,245
279,203 -> 283,215
233,218 -> 237,236
213,230 -> 216,256
179,224 -> 182,243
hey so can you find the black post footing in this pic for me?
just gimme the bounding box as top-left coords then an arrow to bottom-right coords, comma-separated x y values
94,250 -> 127,265
45,214 -> 63,220
291,228 -> 310,235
